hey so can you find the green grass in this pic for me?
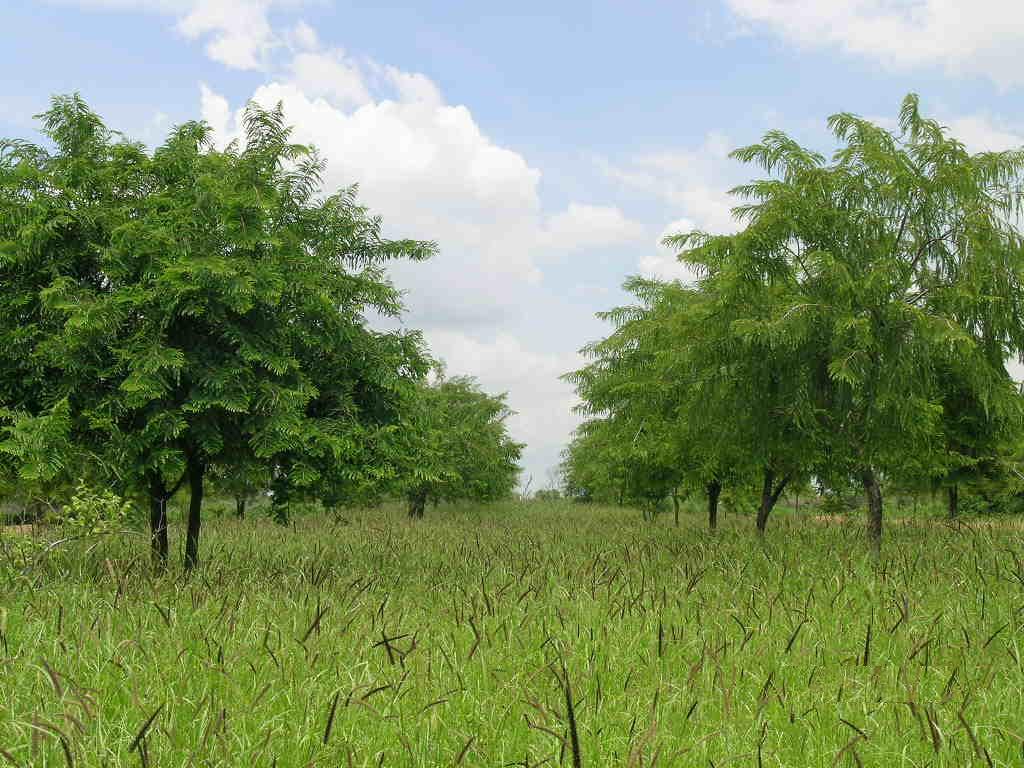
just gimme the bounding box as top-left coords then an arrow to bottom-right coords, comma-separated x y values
2,500 -> 1024,766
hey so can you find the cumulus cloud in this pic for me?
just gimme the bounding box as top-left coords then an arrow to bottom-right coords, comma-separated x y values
287,50 -> 372,109
205,81 -> 548,287
176,0 -> 278,69
202,68 -> 644,311
543,203 -> 646,254
726,0 -> 1024,89
54,0 -> 310,70
179,12 -> 644,485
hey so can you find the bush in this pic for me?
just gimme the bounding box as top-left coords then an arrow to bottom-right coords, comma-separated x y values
50,482 -> 136,534
1,482 -> 137,578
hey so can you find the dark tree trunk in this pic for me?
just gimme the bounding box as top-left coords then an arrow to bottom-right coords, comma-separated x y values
948,484 -> 958,520
672,491 -> 680,527
706,480 -> 721,531
861,467 -> 883,552
407,488 -> 428,519
235,496 -> 246,520
756,469 -> 789,535
148,478 -> 169,569
184,456 -> 205,571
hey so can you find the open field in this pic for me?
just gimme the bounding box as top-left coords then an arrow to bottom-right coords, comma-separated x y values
3,502 -> 1024,766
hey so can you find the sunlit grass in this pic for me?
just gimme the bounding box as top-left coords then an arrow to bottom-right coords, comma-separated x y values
2,500 -> 1023,766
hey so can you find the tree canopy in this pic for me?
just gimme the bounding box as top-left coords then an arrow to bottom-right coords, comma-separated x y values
395,375 -> 523,518
565,94 -> 1024,546
1,95 -> 435,567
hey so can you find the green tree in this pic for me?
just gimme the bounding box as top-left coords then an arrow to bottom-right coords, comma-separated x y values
667,94 -> 1024,548
396,375 -> 523,518
0,95 -> 433,568
560,418 -> 630,505
565,278 -> 707,524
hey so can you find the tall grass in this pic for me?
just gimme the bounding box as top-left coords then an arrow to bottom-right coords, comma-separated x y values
2,501 -> 1023,766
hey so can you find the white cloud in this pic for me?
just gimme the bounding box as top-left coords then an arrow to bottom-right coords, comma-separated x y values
190,26 -> 642,484
382,66 -> 444,108
544,203 -> 646,253
601,133 -> 742,283
203,75 -> 644,301
286,19 -> 318,51
198,82 -> 231,139
726,0 -> 1024,88
208,81 -> 546,283
54,0 -> 301,70
288,50 -> 372,109
944,115 -> 1024,153
176,0 -> 278,69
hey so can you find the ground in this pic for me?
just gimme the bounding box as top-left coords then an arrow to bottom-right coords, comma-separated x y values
1,500 -> 1023,766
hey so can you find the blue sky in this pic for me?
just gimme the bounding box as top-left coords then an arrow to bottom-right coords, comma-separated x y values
6,0 -> 1024,487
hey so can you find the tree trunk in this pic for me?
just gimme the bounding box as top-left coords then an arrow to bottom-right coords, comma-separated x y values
148,482 -> 169,569
672,491 -> 680,527
184,456 -> 204,571
861,467 -> 883,552
707,480 -> 721,531
235,496 -> 246,520
948,484 -> 958,520
407,488 -> 428,519
756,470 -> 789,535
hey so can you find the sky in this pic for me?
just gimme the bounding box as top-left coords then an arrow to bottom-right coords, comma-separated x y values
4,0 -> 1024,489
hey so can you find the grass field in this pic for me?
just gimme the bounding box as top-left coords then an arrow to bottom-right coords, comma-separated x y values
2,500 -> 1024,766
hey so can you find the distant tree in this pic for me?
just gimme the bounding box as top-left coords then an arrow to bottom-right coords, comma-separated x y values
663,238 -> 820,534
209,459 -> 269,519
533,488 -> 562,502
395,376 -> 523,518
560,419 -> 628,505
565,278 -> 696,520
667,94 -> 1024,549
0,95 -> 433,568
566,274 -> 812,531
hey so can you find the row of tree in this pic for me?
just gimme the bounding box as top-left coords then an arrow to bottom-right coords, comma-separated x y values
0,95 -> 522,569
563,95 -> 1024,547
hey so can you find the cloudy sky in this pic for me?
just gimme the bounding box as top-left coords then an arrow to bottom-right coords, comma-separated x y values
5,1 -> 1024,487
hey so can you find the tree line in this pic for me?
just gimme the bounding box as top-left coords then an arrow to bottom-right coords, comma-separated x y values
0,95 -> 522,569
563,95 -> 1024,549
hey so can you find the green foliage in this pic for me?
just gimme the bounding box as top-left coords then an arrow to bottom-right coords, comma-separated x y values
562,279 -> 700,510
51,481 -> 136,535
0,94 -> 434,565
394,375 -> 523,517
0,481 -> 136,578
532,488 -> 562,502
679,94 -> 1024,490
568,94 -> 1024,540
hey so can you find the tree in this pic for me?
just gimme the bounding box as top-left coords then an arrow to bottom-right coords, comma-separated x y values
209,458 -> 269,519
560,418 -> 630,505
566,270 -> 817,532
0,95 -> 433,568
565,279 -> 684,515
395,375 -> 523,518
666,94 -> 1024,549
